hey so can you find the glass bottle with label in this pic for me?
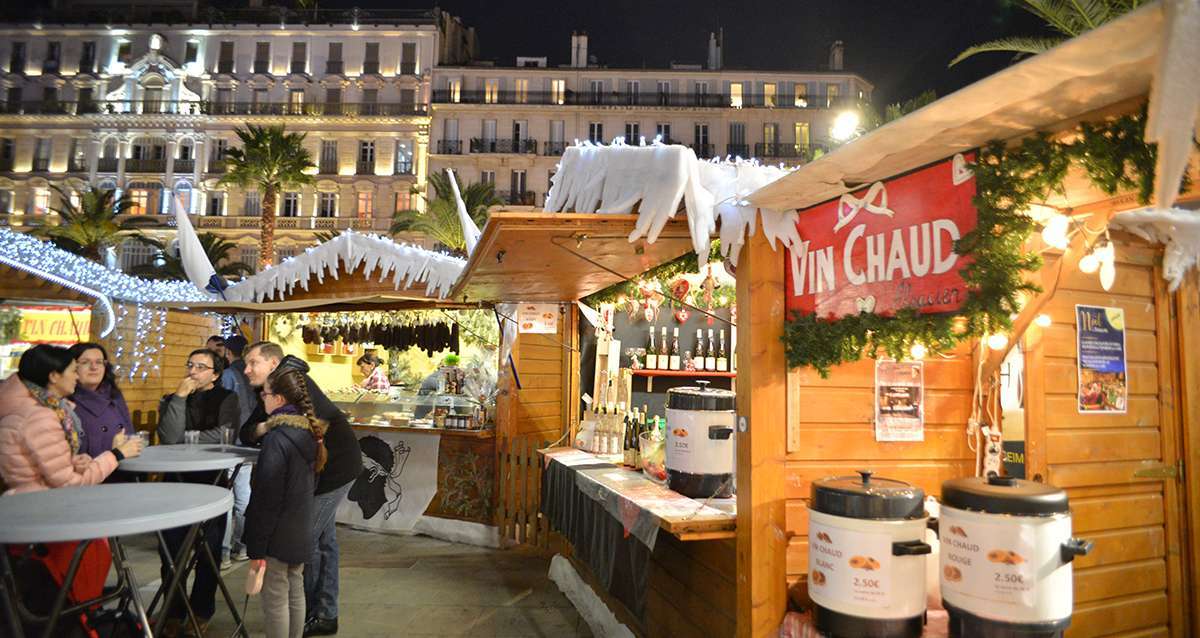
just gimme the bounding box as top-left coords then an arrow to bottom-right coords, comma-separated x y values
645,326 -> 658,370
717,329 -> 728,372
669,327 -> 681,370
705,329 -> 717,371
693,329 -> 705,370
658,327 -> 670,370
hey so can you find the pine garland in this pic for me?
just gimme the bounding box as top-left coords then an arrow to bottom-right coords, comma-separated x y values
784,109 -> 1165,377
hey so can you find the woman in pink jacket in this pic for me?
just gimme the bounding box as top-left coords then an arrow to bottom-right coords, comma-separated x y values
0,344 -> 143,494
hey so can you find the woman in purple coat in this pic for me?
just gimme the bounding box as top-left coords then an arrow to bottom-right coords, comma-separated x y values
68,343 -> 133,458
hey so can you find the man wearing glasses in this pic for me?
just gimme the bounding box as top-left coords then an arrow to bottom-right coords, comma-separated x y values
155,347 -> 241,636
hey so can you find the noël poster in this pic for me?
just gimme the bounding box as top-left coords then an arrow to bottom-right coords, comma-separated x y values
1076,305 -> 1128,414
875,360 -> 925,442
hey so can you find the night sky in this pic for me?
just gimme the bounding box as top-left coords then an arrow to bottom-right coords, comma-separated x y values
353,0 -> 1050,106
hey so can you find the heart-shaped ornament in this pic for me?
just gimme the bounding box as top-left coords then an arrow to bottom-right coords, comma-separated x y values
855,295 -> 877,314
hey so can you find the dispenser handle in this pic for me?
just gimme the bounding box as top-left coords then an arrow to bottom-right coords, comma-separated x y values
1061,538 -> 1093,563
892,540 -> 932,556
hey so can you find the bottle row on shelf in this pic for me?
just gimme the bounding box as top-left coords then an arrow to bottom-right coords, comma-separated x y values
641,326 -> 732,372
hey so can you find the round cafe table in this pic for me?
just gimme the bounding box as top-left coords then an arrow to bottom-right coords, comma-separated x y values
119,445 -> 258,638
0,483 -> 232,638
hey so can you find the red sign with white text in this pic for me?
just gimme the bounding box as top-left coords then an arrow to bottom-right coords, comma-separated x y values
785,153 -> 977,319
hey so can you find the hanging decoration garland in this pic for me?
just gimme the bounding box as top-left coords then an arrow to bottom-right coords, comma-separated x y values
582,241 -> 723,308
783,108 -> 1173,377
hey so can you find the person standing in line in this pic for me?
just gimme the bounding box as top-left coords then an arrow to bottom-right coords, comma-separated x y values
245,366 -> 327,638
67,343 -> 134,460
220,335 -> 256,567
206,335 -> 227,361
157,348 -> 240,637
242,342 -> 361,637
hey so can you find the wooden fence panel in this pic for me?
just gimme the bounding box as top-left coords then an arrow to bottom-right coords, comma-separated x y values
496,434 -> 551,550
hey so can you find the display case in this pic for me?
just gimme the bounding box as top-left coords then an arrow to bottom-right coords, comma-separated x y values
328,388 -> 489,432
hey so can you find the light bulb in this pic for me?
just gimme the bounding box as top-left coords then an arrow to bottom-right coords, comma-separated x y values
1078,251 -> 1100,274
909,343 -> 928,360
986,333 -> 1009,350
1041,215 -> 1070,250
1099,260 -> 1115,291
1034,313 -> 1052,328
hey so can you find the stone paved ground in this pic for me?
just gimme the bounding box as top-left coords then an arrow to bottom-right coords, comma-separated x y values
121,526 -> 592,637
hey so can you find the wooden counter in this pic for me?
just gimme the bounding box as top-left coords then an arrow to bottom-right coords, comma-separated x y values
538,447 -> 736,541
349,422 -> 496,439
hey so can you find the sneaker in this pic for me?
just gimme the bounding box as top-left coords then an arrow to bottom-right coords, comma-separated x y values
232,549 -> 249,562
220,558 -> 236,572
303,616 -> 338,636
182,617 -> 211,637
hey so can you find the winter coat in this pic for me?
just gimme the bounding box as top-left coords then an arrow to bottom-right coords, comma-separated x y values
242,411 -> 318,564
241,355 -> 361,495
221,359 -> 257,429
0,375 -> 118,494
157,385 -> 239,445
70,382 -> 133,458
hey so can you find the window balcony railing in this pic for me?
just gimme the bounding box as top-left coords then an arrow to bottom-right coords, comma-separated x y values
318,162 -> 338,175
97,158 -> 119,172
395,162 -> 414,175
174,159 -> 195,173
495,190 -> 536,206
399,62 -> 417,75
207,161 -> 227,174
543,141 -> 568,157
435,140 -> 462,155
325,61 -> 344,74
726,143 -> 750,157
690,143 -> 715,158
356,161 -> 375,175
362,61 -> 380,75
217,60 -> 235,74
0,159 -> 14,171
127,158 -> 167,172
253,60 -> 270,74
31,158 -> 50,172
67,159 -> 88,172
469,138 -> 538,154
754,142 -> 828,161
0,100 -> 430,117
289,61 -> 306,74
432,89 -> 852,109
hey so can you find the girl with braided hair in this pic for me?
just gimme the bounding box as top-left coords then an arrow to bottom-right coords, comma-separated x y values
243,367 -> 328,638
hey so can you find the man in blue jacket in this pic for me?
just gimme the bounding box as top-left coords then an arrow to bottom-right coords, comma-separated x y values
241,341 -> 362,637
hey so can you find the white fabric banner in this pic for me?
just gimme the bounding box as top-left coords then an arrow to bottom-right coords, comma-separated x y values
336,430 -> 441,533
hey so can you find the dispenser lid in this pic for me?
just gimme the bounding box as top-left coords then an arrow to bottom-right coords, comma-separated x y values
667,381 -> 735,411
810,471 -> 926,520
941,475 -> 1069,516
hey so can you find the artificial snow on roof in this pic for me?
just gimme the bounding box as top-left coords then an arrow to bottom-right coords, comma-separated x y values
222,231 -> 466,303
542,142 -> 803,266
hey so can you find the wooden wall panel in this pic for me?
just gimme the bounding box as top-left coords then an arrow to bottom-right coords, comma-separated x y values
1025,240 -> 1184,638
507,307 -> 570,442
644,536 -> 737,638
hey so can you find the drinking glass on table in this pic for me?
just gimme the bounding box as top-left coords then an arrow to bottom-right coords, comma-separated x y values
136,431 -> 151,448
220,427 -> 234,446
184,430 -> 200,445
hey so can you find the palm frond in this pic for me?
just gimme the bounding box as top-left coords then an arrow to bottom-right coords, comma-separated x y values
949,36 -> 1066,67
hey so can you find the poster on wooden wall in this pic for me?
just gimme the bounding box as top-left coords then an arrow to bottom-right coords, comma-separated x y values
874,360 -> 925,441
517,303 -> 558,334
1076,305 -> 1127,413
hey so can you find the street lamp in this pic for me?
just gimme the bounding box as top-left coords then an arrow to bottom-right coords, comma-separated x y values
830,111 -> 862,142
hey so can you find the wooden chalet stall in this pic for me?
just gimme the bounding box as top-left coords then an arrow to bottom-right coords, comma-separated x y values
736,4 -> 1200,637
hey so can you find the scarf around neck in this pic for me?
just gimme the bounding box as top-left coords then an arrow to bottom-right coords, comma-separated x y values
23,379 -> 81,455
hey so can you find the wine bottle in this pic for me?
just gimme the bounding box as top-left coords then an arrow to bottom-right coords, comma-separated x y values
597,404 -> 608,454
717,329 -> 728,372
693,329 -> 705,370
623,410 -> 635,466
645,326 -> 658,370
658,326 -> 669,370
669,327 -> 681,370
705,329 -> 717,371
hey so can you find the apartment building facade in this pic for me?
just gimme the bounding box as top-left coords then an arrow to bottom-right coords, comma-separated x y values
430,35 -> 873,206
0,7 -> 475,271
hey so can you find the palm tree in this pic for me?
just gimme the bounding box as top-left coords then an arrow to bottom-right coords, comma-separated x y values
950,0 -> 1143,66
34,186 -> 151,263
390,171 -> 502,254
218,124 -> 315,269
131,232 -> 254,281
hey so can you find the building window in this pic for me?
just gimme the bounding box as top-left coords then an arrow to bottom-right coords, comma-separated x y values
79,42 -> 97,74
276,246 -> 297,263
288,89 -> 304,114
484,79 -> 500,104
694,123 -> 709,147
208,192 -> 225,216
290,42 -> 306,74
624,122 -> 640,143
125,183 -> 158,215
33,138 -> 51,172
795,122 -> 810,147
32,189 -> 51,215
395,141 -> 413,174
326,42 -> 343,74
394,189 -> 412,212
361,88 -> 377,104
320,140 -> 337,174
763,123 -> 778,143
318,193 -> 337,217
764,82 -> 777,108
447,79 -> 462,103
253,88 -> 269,111
656,81 -> 670,105
184,41 -> 199,65
281,192 -> 301,217
549,120 -> 564,144
358,140 -> 375,173
656,123 -> 671,143
626,80 -> 640,105
325,88 -> 342,107
794,83 -> 808,108
116,41 -> 132,65
253,42 -> 270,73
363,42 -> 380,74
730,83 -> 744,108
119,239 -> 155,272
514,79 -> 528,104
217,41 -> 234,73
356,192 -> 373,218
175,181 -> 193,213
826,83 -> 840,107
510,170 -> 527,201
588,122 -> 603,144
550,80 -> 565,105
480,170 -> 495,184
589,80 -> 603,104
239,246 -> 259,272
9,42 -> 26,74
244,191 -> 261,216
400,42 -> 417,75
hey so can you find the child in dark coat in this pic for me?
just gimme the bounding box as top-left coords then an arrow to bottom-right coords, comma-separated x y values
243,367 -> 327,638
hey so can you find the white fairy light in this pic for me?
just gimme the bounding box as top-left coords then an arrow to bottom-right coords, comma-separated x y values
986,333 -> 1009,350
1040,215 -> 1071,250
1034,313 -> 1053,328
909,342 -> 928,360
